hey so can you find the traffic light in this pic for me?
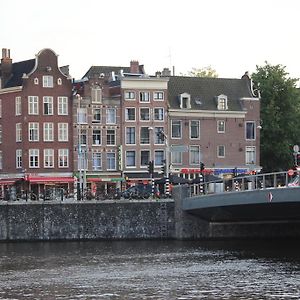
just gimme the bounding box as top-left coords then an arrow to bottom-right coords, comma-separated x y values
161,165 -> 166,175
200,162 -> 205,173
147,160 -> 154,175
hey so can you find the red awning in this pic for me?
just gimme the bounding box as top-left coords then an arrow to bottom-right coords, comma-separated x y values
28,176 -> 74,183
0,179 -> 17,185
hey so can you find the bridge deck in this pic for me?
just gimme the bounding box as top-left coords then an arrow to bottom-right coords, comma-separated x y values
183,187 -> 300,222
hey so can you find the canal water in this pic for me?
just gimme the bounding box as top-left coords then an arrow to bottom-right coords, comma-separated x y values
0,239 -> 300,299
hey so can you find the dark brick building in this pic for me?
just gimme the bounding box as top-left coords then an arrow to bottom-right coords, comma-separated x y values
0,48 -> 74,198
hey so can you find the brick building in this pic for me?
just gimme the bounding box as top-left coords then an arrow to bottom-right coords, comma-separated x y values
0,48 -> 74,198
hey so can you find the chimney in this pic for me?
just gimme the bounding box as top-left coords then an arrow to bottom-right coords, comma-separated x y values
130,60 -> 140,74
161,68 -> 171,77
0,48 -> 12,88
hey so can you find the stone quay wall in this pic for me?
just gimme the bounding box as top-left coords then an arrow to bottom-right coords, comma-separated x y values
0,200 -> 175,241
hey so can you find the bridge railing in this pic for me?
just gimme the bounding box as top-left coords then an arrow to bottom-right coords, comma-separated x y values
189,170 -> 298,197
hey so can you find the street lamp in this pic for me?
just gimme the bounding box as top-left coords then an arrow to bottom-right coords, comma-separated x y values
158,130 -> 170,197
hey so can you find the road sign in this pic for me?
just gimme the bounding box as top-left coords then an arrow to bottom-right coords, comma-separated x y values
170,145 -> 189,152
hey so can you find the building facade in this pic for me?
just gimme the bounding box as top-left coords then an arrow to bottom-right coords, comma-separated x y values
0,48 -> 74,199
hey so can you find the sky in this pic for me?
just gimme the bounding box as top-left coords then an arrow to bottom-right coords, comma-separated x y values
2,0 -> 300,84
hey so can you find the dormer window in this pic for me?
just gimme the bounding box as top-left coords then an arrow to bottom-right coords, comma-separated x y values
179,93 -> 191,109
217,94 -> 228,110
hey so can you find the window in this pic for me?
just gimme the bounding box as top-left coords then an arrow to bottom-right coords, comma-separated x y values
190,120 -> 200,139
190,146 -> 200,164
58,97 -> 68,115
16,123 -> 22,142
44,149 -> 54,168
43,123 -> 54,141
171,150 -> 182,165
107,152 -> 116,170
154,91 -> 164,100
34,78 -> 39,85
140,108 -> 150,121
0,125 -> 2,144
217,120 -> 225,133
171,120 -> 182,138
126,127 -> 136,144
92,129 -> 101,145
16,149 -> 22,169
28,96 -> 39,115
154,108 -> 164,121
106,108 -> 116,124
246,146 -> 256,164
140,91 -> 150,102
140,127 -> 150,144
29,123 -> 39,141
15,97 -> 21,115
217,145 -> 225,158
141,150 -> 150,167
91,87 -> 102,103
57,78 -> 62,85
125,108 -> 136,121
92,108 -> 101,123
29,149 -> 39,168
92,152 -> 102,170
126,151 -> 136,167
217,94 -> 228,110
58,123 -> 68,141
78,147 -> 87,170
79,128 -> 87,145
180,93 -> 191,109
43,75 -> 53,88
246,121 -> 255,140
125,91 -> 136,100
58,149 -> 69,167
107,129 -> 116,145
77,108 -> 87,124
0,151 -> 2,169
154,150 -> 164,166
43,97 -> 53,115
155,127 -> 164,144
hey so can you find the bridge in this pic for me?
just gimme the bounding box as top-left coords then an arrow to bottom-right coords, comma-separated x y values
173,170 -> 300,240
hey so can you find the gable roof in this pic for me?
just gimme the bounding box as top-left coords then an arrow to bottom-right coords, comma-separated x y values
168,76 -> 255,111
4,59 -> 35,88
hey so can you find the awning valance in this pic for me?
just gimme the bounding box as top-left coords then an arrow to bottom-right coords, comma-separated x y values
27,176 -> 75,183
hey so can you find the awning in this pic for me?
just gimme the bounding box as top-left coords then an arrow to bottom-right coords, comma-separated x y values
87,177 -> 124,182
0,179 -> 18,185
28,176 -> 75,183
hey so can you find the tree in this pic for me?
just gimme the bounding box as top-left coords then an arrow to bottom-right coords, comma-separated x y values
185,66 -> 218,78
252,62 -> 300,172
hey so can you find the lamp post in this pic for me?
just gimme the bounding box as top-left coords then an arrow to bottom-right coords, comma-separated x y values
158,130 -> 170,197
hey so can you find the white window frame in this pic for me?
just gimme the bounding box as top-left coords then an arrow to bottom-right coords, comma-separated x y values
91,87 -> 102,103
126,127 -> 136,145
16,123 -> 22,142
171,120 -> 182,139
153,91 -> 164,101
171,150 -> 182,165
139,91 -> 150,103
15,96 -> 21,115
189,145 -> 200,165
217,120 -> 226,133
29,123 -> 39,141
154,108 -> 164,121
217,94 -> 228,110
107,152 -> 116,170
58,123 -> 68,141
125,91 -> 136,100
29,149 -> 39,168
58,149 -> 69,168
16,149 -> 22,169
43,96 -> 53,115
43,75 -> 54,88
28,96 -> 39,115
246,146 -> 256,164
92,151 -> 102,170
106,108 -> 116,124
92,128 -> 101,145
190,120 -> 200,139
92,108 -> 101,123
43,123 -> 54,142
44,149 -> 54,168
245,121 -> 256,140
125,107 -> 136,121
126,150 -> 136,167
140,150 -> 150,167
140,107 -> 150,121
106,129 -> 116,146
58,97 -> 68,115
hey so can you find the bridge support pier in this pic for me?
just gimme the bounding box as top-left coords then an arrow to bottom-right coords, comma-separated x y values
173,185 -> 210,240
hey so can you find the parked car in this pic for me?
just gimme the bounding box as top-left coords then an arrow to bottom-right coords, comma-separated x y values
121,184 -> 159,199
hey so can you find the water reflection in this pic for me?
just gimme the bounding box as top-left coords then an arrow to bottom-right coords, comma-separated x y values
0,239 -> 300,299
